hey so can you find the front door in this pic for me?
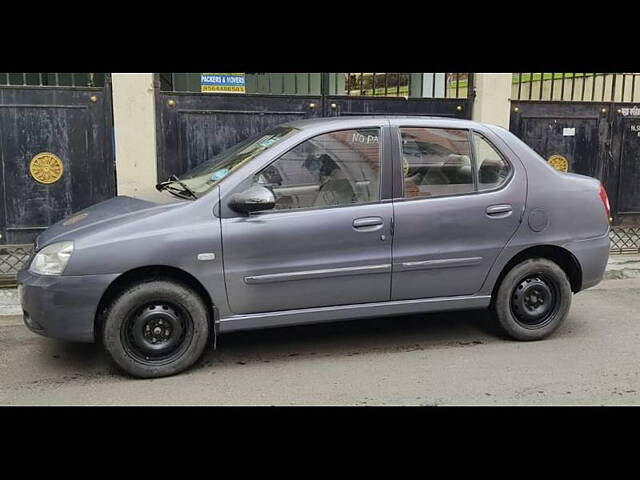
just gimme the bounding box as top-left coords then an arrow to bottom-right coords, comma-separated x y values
221,126 -> 393,314
391,125 -> 526,300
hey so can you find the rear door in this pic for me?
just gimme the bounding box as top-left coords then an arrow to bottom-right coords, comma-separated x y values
390,123 -> 526,300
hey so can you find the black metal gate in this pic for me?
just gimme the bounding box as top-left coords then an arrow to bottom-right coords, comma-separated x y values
510,101 -> 612,194
510,100 -> 640,228
610,106 -> 640,226
509,73 -> 640,253
510,74 -> 640,224
0,74 -> 115,245
0,73 -> 116,283
155,92 -> 324,182
156,73 -> 474,181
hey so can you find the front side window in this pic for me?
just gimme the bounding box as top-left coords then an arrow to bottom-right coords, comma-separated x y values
472,132 -> 511,190
400,127 -> 474,198
252,128 -> 381,210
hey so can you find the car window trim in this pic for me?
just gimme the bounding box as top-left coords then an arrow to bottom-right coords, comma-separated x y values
468,129 -> 479,191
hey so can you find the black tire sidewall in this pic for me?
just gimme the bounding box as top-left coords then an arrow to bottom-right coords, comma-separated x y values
102,279 -> 210,378
493,258 -> 572,341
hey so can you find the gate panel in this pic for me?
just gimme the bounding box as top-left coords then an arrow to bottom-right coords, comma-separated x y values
510,102 -> 609,177
324,96 -> 472,119
510,74 -> 640,229
616,122 -> 640,213
511,101 -> 640,226
610,106 -> 640,224
156,93 -> 322,181
0,84 -> 115,244
509,101 -> 615,207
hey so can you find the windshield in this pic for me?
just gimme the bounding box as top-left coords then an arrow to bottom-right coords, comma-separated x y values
172,126 -> 298,198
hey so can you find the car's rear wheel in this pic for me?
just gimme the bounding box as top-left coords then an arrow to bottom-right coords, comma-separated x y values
102,279 -> 210,378
491,258 -> 572,341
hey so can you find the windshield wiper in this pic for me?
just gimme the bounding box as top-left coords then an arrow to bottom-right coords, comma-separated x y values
156,175 -> 198,200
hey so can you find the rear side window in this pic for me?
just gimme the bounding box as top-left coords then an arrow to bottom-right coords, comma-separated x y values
472,132 -> 511,190
400,127 -> 474,198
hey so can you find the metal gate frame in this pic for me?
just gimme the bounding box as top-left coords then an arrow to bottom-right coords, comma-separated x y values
154,91 -> 324,183
0,75 -> 115,282
608,103 -> 640,225
510,98 -> 640,254
510,100 -> 640,224
155,73 -> 475,181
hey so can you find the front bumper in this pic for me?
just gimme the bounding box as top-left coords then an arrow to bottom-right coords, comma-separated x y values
17,269 -> 119,343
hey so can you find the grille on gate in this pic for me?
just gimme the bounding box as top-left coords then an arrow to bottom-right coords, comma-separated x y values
512,73 -> 640,103
0,244 -> 34,285
610,227 -> 640,254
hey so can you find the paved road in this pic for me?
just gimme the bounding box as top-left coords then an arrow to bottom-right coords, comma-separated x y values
1,278 -> 640,405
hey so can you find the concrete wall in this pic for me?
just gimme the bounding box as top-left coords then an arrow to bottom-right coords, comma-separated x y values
111,73 -> 158,197
472,73 -> 512,128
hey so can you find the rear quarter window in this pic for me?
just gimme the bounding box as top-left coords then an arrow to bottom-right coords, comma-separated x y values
471,132 -> 511,190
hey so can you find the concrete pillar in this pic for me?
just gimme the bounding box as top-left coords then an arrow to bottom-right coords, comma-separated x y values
111,73 -> 158,197
421,73 -> 445,98
472,73 -> 512,129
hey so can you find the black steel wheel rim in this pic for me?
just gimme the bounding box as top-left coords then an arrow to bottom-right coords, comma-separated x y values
121,301 -> 194,365
510,272 -> 560,328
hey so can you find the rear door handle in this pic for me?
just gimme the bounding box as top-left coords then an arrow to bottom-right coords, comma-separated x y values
353,216 -> 384,231
486,204 -> 513,217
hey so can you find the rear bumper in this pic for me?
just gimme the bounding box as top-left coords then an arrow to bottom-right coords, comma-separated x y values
17,269 -> 118,343
564,231 -> 610,291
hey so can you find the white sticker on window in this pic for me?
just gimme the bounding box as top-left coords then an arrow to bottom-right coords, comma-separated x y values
562,128 -> 576,137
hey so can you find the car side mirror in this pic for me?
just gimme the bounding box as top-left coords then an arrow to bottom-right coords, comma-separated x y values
228,185 -> 276,214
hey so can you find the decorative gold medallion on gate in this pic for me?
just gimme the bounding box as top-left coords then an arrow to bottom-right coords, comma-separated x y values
547,154 -> 569,173
29,152 -> 64,184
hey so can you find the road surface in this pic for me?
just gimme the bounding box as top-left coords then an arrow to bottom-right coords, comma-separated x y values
1,278 -> 639,405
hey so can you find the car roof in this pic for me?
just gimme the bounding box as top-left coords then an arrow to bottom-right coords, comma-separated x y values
282,115 -> 489,131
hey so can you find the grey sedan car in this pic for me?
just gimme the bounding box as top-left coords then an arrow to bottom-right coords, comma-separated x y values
18,117 -> 611,378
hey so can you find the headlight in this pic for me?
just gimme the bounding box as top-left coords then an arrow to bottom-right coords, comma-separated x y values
29,241 -> 74,276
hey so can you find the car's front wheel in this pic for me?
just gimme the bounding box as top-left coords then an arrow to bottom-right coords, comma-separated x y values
102,278 -> 210,378
491,258 -> 572,341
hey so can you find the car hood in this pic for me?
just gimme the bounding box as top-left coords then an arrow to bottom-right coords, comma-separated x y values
35,188 -> 189,249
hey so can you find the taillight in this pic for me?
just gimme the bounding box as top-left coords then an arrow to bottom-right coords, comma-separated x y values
599,183 -> 612,224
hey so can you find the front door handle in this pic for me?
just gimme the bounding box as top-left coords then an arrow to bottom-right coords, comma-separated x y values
353,216 -> 384,231
486,204 -> 513,217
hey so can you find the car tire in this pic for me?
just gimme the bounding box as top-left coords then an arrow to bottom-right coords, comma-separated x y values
102,278 -> 210,378
491,258 -> 572,341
